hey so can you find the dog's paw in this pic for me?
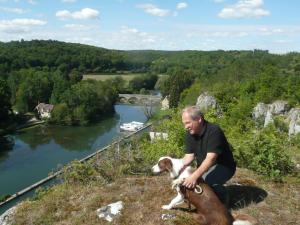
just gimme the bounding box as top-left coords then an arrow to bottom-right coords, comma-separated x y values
171,183 -> 177,190
172,179 -> 184,189
162,205 -> 172,210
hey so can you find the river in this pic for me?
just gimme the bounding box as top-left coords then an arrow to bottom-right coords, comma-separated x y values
0,104 -> 148,213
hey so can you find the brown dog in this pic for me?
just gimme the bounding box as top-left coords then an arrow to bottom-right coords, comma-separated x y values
176,178 -> 255,225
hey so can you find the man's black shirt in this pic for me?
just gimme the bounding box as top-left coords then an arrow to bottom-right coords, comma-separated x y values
185,120 -> 236,171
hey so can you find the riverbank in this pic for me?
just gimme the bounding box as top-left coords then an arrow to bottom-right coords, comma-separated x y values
0,123 -> 151,209
0,105 -> 149,213
0,114 -> 43,137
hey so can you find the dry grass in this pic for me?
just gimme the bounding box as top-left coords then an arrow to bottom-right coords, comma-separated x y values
12,167 -> 300,225
226,168 -> 299,225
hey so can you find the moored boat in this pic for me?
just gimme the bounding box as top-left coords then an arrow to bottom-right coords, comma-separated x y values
120,121 -> 144,131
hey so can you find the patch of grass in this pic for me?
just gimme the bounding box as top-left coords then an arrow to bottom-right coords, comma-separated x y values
83,74 -> 146,82
12,165 -> 300,225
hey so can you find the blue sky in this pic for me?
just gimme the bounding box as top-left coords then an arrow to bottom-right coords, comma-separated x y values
0,0 -> 299,53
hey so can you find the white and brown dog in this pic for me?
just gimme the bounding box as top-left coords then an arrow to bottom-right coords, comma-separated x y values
152,156 -> 256,225
152,156 -> 193,210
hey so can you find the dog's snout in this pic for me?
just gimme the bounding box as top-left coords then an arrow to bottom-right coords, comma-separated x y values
152,164 -> 160,173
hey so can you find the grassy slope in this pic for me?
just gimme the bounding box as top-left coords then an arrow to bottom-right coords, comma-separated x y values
10,148 -> 300,225
12,170 -> 300,225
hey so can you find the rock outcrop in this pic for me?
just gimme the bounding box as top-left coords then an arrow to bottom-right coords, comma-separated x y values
253,101 -> 300,136
268,100 -> 291,115
252,102 -> 268,121
196,92 -> 222,115
0,206 -> 16,225
253,100 -> 290,127
96,201 -> 124,222
286,108 -> 300,136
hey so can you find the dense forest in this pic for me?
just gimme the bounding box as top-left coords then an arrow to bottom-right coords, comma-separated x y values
0,40 -> 161,127
1,40 -> 300,129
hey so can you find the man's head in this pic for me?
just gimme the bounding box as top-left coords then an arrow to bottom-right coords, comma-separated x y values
182,106 -> 204,135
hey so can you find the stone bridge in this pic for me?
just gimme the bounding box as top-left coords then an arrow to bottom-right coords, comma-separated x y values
118,94 -> 162,105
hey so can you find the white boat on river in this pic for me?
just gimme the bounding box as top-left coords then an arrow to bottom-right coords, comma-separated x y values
120,121 -> 144,132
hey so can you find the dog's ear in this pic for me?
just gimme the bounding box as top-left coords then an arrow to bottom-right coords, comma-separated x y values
165,159 -> 173,172
159,158 -> 173,172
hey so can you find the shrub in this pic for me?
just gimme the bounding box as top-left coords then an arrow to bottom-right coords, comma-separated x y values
140,110 -> 186,163
62,160 -> 98,184
232,127 -> 293,181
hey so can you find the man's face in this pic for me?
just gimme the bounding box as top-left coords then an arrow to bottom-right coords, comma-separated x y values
182,112 -> 202,135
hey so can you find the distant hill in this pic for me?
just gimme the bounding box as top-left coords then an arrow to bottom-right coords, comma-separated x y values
3,40 -> 297,77
0,40 -> 173,75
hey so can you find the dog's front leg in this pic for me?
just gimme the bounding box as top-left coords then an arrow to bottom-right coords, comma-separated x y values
162,191 -> 184,210
172,178 -> 184,189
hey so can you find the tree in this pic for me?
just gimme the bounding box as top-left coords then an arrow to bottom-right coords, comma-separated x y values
168,70 -> 194,108
68,69 -> 82,85
50,72 -> 70,104
50,103 -> 72,125
0,77 -> 11,120
15,83 -> 29,113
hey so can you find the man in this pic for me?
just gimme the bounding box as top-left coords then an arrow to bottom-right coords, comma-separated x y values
181,106 -> 236,205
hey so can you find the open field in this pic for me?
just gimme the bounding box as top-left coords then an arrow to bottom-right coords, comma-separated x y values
83,74 -> 146,82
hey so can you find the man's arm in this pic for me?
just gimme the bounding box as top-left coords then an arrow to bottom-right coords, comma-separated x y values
183,152 -> 218,188
178,153 -> 194,175
182,153 -> 195,166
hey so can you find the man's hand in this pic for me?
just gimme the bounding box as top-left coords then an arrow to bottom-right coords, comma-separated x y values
182,174 -> 198,188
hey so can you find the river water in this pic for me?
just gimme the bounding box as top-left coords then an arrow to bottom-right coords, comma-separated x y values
0,105 -> 148,209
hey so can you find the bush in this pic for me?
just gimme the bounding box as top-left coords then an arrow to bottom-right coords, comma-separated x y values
62,160 -> 98,184
232,127 -> 293,181
140,110 -> 186,163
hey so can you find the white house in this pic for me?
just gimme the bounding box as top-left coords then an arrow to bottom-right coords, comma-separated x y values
149,132 -> 168,142
35,103 -> 54,119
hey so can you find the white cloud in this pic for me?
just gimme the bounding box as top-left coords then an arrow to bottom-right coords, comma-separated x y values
28,0 -> 37,4
121,26 -> 139,34
61,0 -> 77,3
137,4 -> 170,17
272,28 -> 283,33
56,8 -> 99,20
213,0 -> 225,3
218,0 -> 270,19
64,24 -> 95,31
118,26 -> 159,48
236,31 -> 248,37
258,27 -> 284,35
0,18 -> 46,33
274,39 -> 292,44
1,22 -> 299,54
0,7 -> 27,14
177,2 -> 188,10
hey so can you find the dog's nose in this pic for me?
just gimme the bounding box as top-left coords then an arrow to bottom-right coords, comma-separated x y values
152,165 -> 160,173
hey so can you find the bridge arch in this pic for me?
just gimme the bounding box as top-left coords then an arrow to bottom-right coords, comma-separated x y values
119,97 -> 127,103
128,97 -> 138,104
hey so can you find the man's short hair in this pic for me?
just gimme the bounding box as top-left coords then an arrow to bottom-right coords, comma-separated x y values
182,106 -> 204,120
